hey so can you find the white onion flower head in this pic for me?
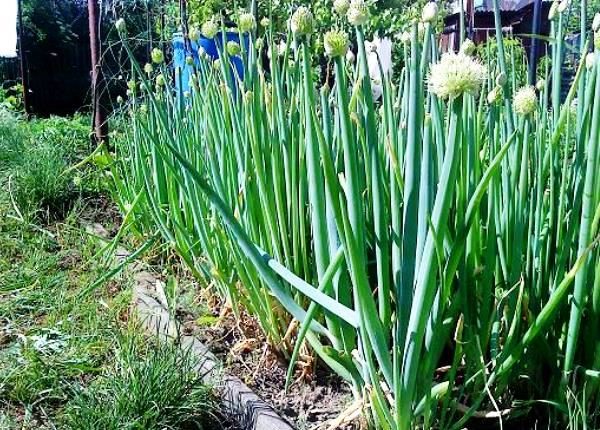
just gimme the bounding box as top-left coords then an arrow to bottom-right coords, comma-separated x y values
151,48 -> 164,64
422,2 -> 439,24
202,19 -> 219,39
400,31 -> 411,44
347,0 -> 369,26
238,13 -> 256,33
557,0 -> 569,13
324,30 -> 349,57
116,95 -> 124,104
144,63 -> 153,75
290,7 -> 314,36
586,52 -> 596,70
115,18 -> 126,34
460,38 -> 476,56
513,86 -> 537,116
260,17 -> 270,27
593,13 -> 600,32
428,51 -> 487,99
334,0 -> 350,16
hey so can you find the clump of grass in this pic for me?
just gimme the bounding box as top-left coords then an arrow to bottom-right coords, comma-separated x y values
62,336 -> 220,430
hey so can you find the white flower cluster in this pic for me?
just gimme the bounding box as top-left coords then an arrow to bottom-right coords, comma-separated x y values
428,52 -> 487,99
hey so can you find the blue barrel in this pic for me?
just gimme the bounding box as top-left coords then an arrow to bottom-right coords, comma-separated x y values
172,31 -> 248,96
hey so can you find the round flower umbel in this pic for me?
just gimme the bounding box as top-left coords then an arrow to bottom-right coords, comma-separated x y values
333,0 -> 350,16
290,7 -> 314,36
460,38 -> 476,56
347,0 -> 369,26
324,30 -> 349,58
227,41 -> 241,56
513,86 -> 537,116
238,13 -> 256,33
427,52 -> 487,100
260,17 -> 270,27
202,19 -> 219,39
151,48 -> 164,64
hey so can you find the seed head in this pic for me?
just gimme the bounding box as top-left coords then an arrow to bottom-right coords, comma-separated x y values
115,18 -> 126,35
151,48 -> 164,64
324,30 -> 349,57
333,0 -> 350,16
290,7 -> 314,36
227,41 -> 241,56
427,52 -> 487,99
422,2 -> 439,24
347,0 -> 369,26
238,13 -> 256,33
513,86 -> 537,116
202,19 -> 219,39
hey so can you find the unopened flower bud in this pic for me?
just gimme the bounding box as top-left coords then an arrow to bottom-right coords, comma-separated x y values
487,85 -> 502,105
536,78 -> 545,91
116,95 -> 124,104
151,48 -> 164,64
557,0 -> 569,13
422,2 -> 439,24
548,1 -> 559,20
260,17 -> 270,27
189,27 -> 201,41
586,52 -> 596,70
593,13 -> 600,32
144,63 -> 153,75
115,18 -> 127,34
495,72 -> 507,86
186,56 -> 195,65
155,73 -> 165,87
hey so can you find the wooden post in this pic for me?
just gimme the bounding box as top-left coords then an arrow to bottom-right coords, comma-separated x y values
87,0 -> 108,145
17,0 -> 29,115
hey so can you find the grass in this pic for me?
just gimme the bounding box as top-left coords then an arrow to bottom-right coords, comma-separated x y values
0,110 -> 224,429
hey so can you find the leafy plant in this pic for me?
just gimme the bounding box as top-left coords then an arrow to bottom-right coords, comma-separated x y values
111,1 -> 600,428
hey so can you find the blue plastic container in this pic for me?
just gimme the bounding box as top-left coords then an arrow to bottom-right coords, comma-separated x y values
172,31 -> 248,96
